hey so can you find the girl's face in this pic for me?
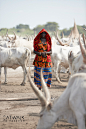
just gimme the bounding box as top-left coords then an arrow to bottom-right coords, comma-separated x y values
41,32 -> 46,38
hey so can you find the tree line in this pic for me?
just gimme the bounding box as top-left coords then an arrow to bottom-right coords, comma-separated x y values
0,22 -> 86,37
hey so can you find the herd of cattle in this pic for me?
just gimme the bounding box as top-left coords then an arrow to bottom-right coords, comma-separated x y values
0,22 -> 86,129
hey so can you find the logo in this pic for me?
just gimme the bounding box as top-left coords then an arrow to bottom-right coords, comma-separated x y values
3,115 -> 25,122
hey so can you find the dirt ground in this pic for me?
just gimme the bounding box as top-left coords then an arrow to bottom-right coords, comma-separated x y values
0,65 -> 78,129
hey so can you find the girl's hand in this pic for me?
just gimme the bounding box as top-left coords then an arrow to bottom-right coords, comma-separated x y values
41,52 -> 47,57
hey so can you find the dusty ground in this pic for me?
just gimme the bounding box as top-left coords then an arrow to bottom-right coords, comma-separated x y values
0,65 -> 78,129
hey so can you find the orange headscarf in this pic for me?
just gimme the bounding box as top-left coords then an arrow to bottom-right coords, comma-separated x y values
33,28 -> 52,51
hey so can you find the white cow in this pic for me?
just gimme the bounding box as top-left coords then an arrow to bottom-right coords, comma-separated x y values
51,30 -> 81,82
0,46 -> 31,85
51,45 -> 80,83
8,38 -> 34,54
0,41 -> 12,48
13,39 -> 33,52
7,32 -> 34,54
28,38 -> 86,128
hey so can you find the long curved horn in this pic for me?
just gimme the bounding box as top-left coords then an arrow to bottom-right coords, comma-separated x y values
40,69 -> 51,104
61,32 -> 64,38
26,35 -> 30,41
83,34 -> 86,49
7,31 -> 11,40
79,35 -> 86,63
13,31 -> 16,40
27,67 -> 47,107
7,35 -> 11,40
40,69 -> 52,110
56,31 -> 72,46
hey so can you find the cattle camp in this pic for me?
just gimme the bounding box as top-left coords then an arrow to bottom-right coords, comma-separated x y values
0,21 -> 86,129
0,1 -> 86,128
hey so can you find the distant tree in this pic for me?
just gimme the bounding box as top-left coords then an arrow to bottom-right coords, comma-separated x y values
61,28 -> 70,36
45,22 -> 59,31
81,25 -> 86,35
17,30 -> 20,33
33,25 -> 45,34
16,24 -> 30,29
33,22 -> 59,34
82,25 -> 86,29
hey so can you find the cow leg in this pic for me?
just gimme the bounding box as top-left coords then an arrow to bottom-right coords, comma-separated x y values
73,111 -> 85,129
69,92 -> 85,129
4,67 -> 7,84
77,113 -> 85,129
55,62 -> 62,83
21,67 -> 27,86
58,65 -> 61,81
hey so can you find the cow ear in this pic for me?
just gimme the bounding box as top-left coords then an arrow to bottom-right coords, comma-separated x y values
47,103 -> 52,110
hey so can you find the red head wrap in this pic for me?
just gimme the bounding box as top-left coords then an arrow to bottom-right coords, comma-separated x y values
33,28 -> 52,51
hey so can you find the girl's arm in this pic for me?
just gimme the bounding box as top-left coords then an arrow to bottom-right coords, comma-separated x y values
33,50 -> 41,56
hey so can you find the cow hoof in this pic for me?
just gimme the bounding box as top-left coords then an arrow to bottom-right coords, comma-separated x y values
59,81 -> 62,84
58,80 -> 62,83
56,78 -> 62,83
4,82 -> 7,84
20,83 -> 25,86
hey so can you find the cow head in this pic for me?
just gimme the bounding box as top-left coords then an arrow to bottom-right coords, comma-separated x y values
7,31 -> 16,45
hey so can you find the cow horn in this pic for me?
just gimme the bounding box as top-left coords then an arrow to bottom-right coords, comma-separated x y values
26,35 -> 29,39
13,31 -> 16,40
7,30 -> 11,40
79,35 -> 86,63
27,67 -> 47,107
56,31 -> 72,46
40,69 -> 52,110
83,34 -> 86,49
40,69 -> 51,104
68,51 -> 72,58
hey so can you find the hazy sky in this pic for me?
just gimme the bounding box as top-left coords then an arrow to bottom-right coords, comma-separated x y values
0,0 -> 86,30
